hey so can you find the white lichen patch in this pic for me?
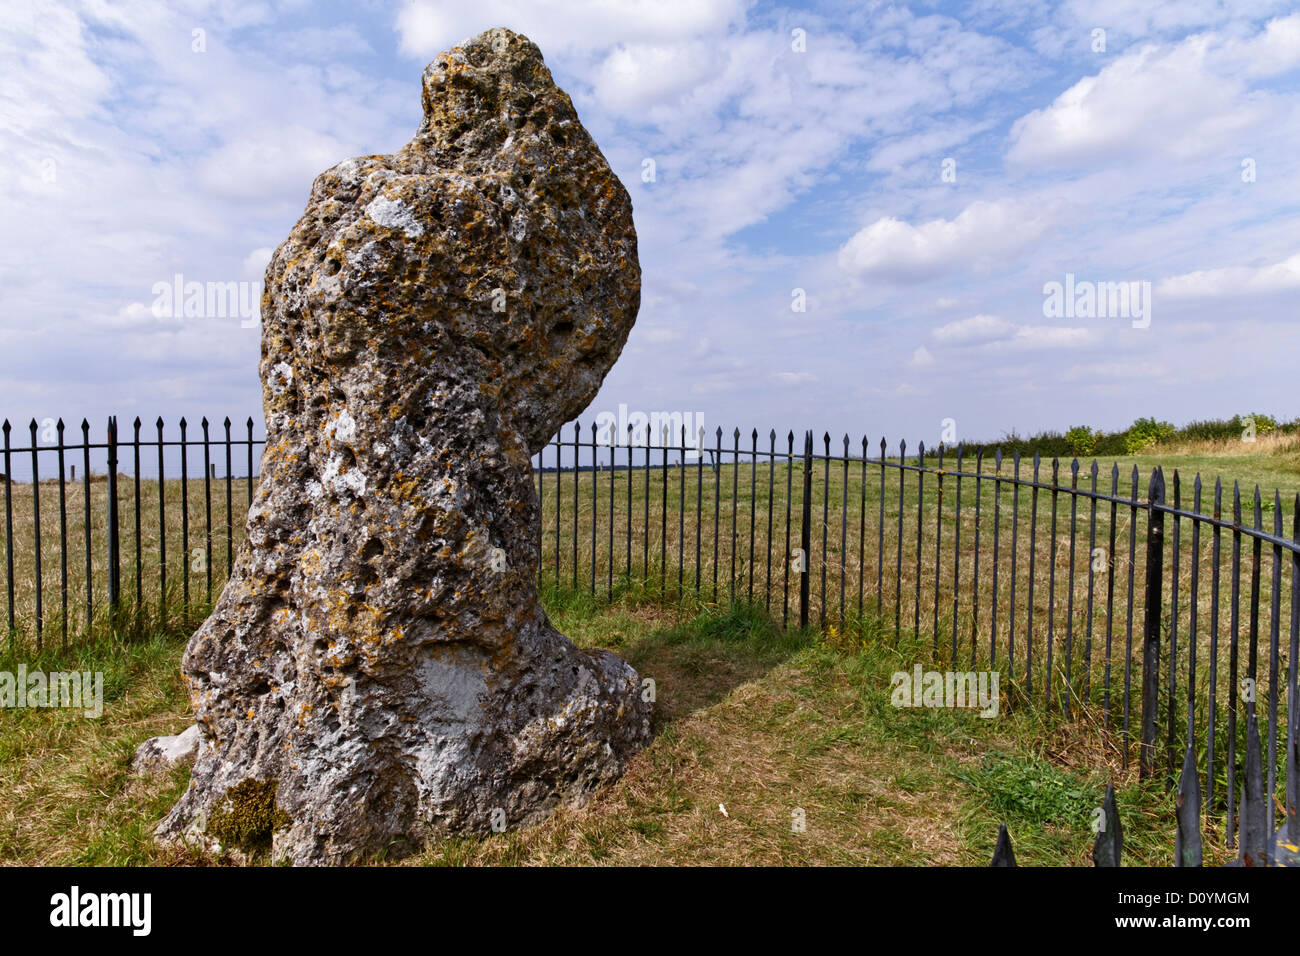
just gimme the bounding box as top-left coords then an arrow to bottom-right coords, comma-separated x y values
268,361 -> 294,394
321,454 -> 367,498
365,195 -> 425,239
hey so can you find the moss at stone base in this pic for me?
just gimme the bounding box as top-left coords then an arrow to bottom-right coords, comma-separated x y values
207,779 -> 291,851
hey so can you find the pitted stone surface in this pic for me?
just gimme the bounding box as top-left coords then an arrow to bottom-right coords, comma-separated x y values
149,27 -> 648,864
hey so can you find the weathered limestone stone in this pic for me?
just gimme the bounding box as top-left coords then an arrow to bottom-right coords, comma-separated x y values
149,26 -> 649,864
132,724 -> 202,776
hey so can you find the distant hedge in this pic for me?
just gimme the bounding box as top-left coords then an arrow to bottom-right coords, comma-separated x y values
954,414 -> 1297,462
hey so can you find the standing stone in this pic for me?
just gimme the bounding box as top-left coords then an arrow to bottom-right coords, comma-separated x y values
150,27 -> 649,864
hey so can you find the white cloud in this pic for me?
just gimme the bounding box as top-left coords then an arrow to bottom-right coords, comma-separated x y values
837,199 -> 1054,282
1064,361 -> 1168,381
1007,18 -> 1300,167
1157,251 -> 1300,297
197,126 -> 351,202
393,0 -> 746,58
908,346 -> 935,367
932,314 -> 1092,351
932,314 -> 1014,344
243,247 -> 274,277
998,326 -> 1093,351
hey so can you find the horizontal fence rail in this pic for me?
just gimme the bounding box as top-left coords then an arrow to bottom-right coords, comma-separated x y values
1,414 -> 1296,854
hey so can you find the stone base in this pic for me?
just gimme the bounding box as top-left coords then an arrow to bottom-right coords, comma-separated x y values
154,627 -> 651,865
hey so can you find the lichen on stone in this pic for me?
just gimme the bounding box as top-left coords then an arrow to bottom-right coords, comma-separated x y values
206,778 -> 292,851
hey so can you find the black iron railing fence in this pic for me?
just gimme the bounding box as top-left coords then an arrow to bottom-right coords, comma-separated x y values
1,416 -> 1296,851
1,416 -> 262,649
536,422 -> 1298,850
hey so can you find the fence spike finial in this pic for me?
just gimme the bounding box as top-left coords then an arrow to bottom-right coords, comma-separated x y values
1092,783 -> 1123,867
991,824 -> 1017,867
1175,745 -> 1202,866
1233,708 -> 1268,867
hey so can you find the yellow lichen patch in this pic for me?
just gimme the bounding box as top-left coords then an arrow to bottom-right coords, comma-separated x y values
206,779 -> 291,852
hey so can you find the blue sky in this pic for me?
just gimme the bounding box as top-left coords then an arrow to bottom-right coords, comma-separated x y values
2,0 -> 1298,452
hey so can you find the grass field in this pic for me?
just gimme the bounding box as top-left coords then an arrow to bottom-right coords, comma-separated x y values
0,583 -> 1235,866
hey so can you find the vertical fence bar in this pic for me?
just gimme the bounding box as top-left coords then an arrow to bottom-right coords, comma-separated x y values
1139,468 -> 1166,780
1008,452 -> 1021,677
572,423 -> 579,589
555,433 -> 563,583
859,436 -> 867,621
158,417 -> 168,625
106,416 -> 120,617
713,427 -> 721,601
934,445 -> 943,652
1085,461 -> 1098,701
840,434 -> 849,625
660,425 -> 668,593
202,418 -> 213,604
1287,495 -> 1299,844
877,438 -> 886,615
1268,491 -> 1282,815
971,450 -> 982,668
181,418 -> 190,621
660,424 -> 670,590
133,417 -> 142,610
592,422 -> 599,597
29,420 -> 43,648
952,446 -> 962,662
1123,466 -> 1139,766
783,431 -> 793,628
896,440 -> 905,640
1026,453 -> 1040,697
1248,490 -> 1262,810
1167,472 -> 1182,779
56,420 -> 67,649
642,427 -> 650,580
608,427 -> 615,600
1209,478 -> 1223,821
696,428 -> 704,594
1228,481 -> 1242,843
223,417 -> 233,577
914,443 -> 923,642
990,449 -> 1002,666
800,430 -> 812,630
1064,459 -> 1078,716
733,428 -> 742,607
537,440 -> 544,575
768,430 -> 776,614
3,421 -> 12,642
1045,458 -> 1059,706
626,428 -> 633,585
246,417 -> 255,508
821,432 -> 829,629
750,429 -> 758,605
1187,476 -> 1202,748
1104,465 -> 1119,733
679,427 -> 687,595
81,420 -> 91,630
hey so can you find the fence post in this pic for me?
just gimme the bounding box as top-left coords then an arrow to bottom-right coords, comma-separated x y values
1140,467 -> 1166,779
106,416 -> 121,614
799,430 -> 812,630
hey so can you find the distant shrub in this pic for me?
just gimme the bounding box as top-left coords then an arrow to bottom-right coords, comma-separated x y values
1064,425 -> 1097,458
1241,412 -> 1278,438
1123,417 -> 1175,454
